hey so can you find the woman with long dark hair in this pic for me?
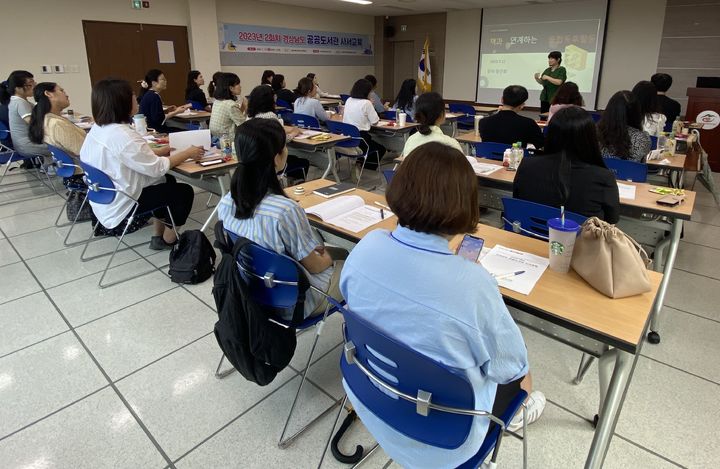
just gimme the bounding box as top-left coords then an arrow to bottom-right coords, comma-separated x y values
514,106 -> 619,222
401,91 -> 461,156
138,69 -> 191,133
216,118 -> 345,319
260,70 -> 275,86
632,80 -> 666,136
392,79 -> 417,119
597,90 -> 651,161
271,74 -> 296,106
0,70 -> 51,164
547,81 -> 583,122
185,70 -> 211,111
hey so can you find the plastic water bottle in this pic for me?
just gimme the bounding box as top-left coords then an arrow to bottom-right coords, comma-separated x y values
502,148 -> 513,167
221,133 -> 232,158
133,114 -> 148,136
658,132 -> 668,151
513,142 -> 523,169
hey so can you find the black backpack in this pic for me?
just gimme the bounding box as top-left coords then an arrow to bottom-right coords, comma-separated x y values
169,230 -> 216,284
212,222 -> 307,386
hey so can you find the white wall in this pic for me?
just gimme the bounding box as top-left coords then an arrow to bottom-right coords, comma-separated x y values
215,0 -> 375,96
187,0 -> 222,80
443,0 -> 667,109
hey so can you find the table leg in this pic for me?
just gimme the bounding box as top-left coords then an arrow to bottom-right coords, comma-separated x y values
200,174 -> 229,233
587,349 -> 634,469
451,121 -> 458,138
321,147 -> 340,183
647,218 -> 683,343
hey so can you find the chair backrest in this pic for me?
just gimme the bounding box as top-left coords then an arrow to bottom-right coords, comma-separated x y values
448,103 -> 476,116
276,98 -> 291,109
286,113 -> 320,130
78,162 -> 117,205
277,108 -> 293,120
381,110 -> 396,121
0,121 -> 10,141
649,135 -> 658,150
225,230 -> 301,309
339,304 -> 476,448
187,100 -> 205,111
501,197 -> 586,240
589,111 -> 602,123
340,93 -> 351,104
326,120 -> 362,149
382,169 -> 395,184
47,145 -> 79,178
473,142 -> 511,161
603,157 -> 648,182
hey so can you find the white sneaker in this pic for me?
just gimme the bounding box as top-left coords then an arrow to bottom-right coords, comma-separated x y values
507,390 -> 546,432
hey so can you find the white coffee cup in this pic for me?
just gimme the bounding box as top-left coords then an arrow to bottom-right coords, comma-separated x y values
474,115 -> 482,136
133,114 -> 148,136
398,112 -> 407,126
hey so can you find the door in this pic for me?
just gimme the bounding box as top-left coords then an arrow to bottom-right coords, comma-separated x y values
83,21 -> 191,106
392,41 -> 415,103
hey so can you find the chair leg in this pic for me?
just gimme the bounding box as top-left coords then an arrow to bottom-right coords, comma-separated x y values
574,353 -> 596,385
98,213 -> 135,288
278,305 -> 338,449
54,193 -> 71,227
317,395 -> 348,469
214,354 -> 237,379
205,192 -> 214,208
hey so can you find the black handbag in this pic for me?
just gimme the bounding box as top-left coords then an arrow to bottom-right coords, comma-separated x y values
66,191 -> 93,222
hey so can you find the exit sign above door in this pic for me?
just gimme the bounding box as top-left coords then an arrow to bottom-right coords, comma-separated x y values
131,0 -> 150,9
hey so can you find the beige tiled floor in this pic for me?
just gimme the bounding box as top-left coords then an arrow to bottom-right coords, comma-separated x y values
0,163 -> 718,468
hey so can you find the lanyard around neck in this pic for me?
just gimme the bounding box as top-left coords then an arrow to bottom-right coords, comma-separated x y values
390,232 -> 451,256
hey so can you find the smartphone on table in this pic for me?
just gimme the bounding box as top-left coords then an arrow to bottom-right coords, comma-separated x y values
456,234 -> 485,262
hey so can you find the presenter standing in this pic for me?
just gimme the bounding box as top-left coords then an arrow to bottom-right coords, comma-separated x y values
534,51 -> 566,114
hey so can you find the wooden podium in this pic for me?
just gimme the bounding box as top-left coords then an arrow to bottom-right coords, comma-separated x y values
686,87 -> 720,171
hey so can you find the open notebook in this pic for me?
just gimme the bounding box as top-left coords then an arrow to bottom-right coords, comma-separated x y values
466,156 -> 502,176
305,195 -> 393,233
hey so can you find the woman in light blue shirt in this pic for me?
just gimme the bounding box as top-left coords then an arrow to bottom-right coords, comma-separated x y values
293,77 -> 330,123
217,118 -> 345,319
340,142 -> 545,469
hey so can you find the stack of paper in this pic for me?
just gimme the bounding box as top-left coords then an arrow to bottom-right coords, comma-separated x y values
306,196 -> 393,233
466,156 -> 501,176
480,245 -> 549,295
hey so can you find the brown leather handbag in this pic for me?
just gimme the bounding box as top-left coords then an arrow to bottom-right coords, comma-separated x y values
571,217 -> 652,298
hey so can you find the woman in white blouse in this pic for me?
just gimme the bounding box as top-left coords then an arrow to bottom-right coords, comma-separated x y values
342,78 -> 386,170
293,77 -> 330,123
80,79 -> 204,250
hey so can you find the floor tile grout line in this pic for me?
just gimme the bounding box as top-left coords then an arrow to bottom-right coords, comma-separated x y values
661,304 -> 720,325
678,239 -> 720,252
0,385 -> 111,444
0,328 -> 72,360
612,434 -> 688,469
0,227 -> 177,468
170,371 -> 302,466
672,266 -> 720,282
638,354 -> 720,387
0,284 -> 43,307
0,199 -> 66,222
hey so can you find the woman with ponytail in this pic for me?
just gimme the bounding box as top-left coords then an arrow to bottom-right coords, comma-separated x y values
207,71 -> 222,101
138,69 -> 191,133
1,70 -> 51,164
401,92 -> 462,157
28,82 -> 86,180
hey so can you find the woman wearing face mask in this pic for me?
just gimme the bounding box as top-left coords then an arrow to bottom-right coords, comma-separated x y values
138,69 -> 191,133
534,51 -> 566,114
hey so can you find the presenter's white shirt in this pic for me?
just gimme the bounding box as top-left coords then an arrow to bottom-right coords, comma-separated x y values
80,123 -> 169,228
342,98 -> 379,131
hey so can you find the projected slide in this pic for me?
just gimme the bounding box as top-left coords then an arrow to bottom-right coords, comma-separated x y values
476,1 -> 608,107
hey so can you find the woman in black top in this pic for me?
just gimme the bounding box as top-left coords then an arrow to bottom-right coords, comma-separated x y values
185,70 -> 211,111
513,106 -> 620,223
271,74 -> 296,107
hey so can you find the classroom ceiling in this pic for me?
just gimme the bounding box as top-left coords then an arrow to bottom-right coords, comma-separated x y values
259,0 -> 576,16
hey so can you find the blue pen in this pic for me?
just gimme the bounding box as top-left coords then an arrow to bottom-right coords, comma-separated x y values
493,270 -> 525,280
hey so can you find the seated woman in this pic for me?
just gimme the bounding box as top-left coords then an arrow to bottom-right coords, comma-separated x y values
271,74 -> 296,106
0,70 -> 51,164
217,118 -> 345,319
364,74 -> 389,114
306,73 -> 331,98
343,78 -> 386,170
598,90 -> 651,162
260,70 -> 275,87
293,77 -> 330,123
632,80 -> 666,136
402,91 -> 462,156
547,81 -> 583,122
209,73 -> 247,143
80,79 -> 205,250
207,71 -> 223,102
514,106 -> 620,223
247,85 -> 307,178
138,69 -> 191,134
391,78 -> 418,120
185,70 -> 211,112
28,82 -> 86,185
340,141 -> 544,469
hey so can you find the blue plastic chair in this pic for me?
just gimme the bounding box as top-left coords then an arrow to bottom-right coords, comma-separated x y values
277,108 -> 293,120
47,145 -> 90,244
78,161 -> 179,288
340,94 -> 351,104
325,120 -> 378,187
603,158 -> 648,183
382,169 -> 395,185
217,226 -> 343,449
589,111 -> 602,123
318,302 -> 529,469
380,110 -> 396,121
0,121 -> 46,187
473,142 -> 511,161
501,198 -> 586,240
276,98 -> 291,109
448,103 -> 476,130
649,135 -> 658,150
285,113 -> 321,130
187,100 -> 205,111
